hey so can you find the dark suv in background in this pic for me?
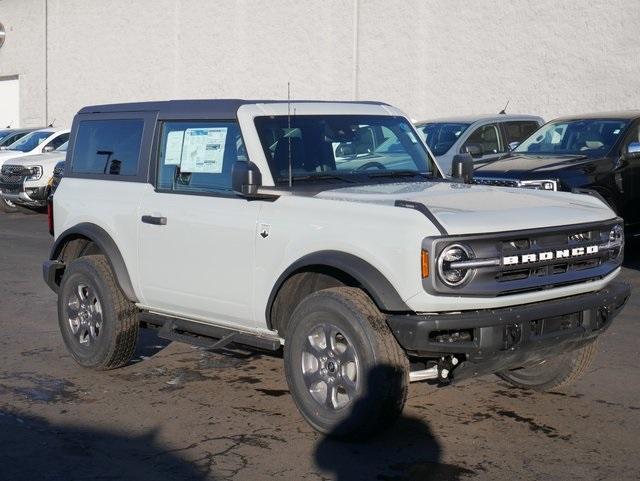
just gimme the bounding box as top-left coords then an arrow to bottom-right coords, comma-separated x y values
474,112 -> 640,233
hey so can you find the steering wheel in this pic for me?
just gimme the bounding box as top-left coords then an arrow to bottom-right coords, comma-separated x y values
357,161 -> 387,171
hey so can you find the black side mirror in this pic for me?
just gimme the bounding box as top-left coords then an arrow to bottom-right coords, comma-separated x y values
232,161 -> 262,196
451,153 -> 474,184
464,143 -> 483,158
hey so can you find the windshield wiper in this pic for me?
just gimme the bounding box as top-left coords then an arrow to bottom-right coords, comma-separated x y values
365,170 -> 432,179
280,173 -> 358,183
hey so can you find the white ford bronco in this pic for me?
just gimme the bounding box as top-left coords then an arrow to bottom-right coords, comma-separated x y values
44,100 -> 630,438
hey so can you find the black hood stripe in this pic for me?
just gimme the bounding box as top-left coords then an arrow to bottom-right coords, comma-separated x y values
395,200 -> 448,235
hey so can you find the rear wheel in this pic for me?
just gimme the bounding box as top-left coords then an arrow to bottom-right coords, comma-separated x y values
284,287 -> 409,439
58,255 -> 139,370
497,341 -> 598,391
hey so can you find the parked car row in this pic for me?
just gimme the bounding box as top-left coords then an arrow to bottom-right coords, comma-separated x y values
0,127 -> 69,212
2,110 -> 639,236
472,111 -> 640,235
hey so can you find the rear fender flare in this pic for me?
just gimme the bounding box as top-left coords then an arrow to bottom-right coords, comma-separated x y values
50,223 -> 138,302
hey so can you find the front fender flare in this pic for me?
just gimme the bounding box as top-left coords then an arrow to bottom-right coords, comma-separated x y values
266,250 -> 410,328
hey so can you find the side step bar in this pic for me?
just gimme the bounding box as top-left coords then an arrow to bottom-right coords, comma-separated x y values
139,312 -> 282,352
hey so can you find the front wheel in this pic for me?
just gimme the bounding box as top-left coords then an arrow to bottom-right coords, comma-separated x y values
284,287 -> 409,439
497,341 -> 598,391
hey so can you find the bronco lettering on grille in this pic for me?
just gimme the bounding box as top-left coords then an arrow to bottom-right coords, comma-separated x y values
503,245 -> 599,266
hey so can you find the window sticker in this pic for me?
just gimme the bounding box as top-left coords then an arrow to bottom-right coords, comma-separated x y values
180,127 -> 228,173
164,130 -> 184,165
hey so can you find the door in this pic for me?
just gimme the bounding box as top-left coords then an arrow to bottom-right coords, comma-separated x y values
500,120 -> 541,151
460,123 -> 506,163
138,120 -> 260,330
617,120 -> 640,225
41,132 -> 70,153
0,76 -> 19,128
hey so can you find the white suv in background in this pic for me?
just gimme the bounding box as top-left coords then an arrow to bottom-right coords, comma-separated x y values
0,127 -> 69,167
415,114 -> 543,175
0,141 -> 68,212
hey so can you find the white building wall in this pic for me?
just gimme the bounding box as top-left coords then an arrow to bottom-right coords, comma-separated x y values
0,0 -> 639,128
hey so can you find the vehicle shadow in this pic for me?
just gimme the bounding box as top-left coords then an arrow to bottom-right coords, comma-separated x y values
314,366 -> 475,481
129,327 -> 172,363
623,239 -> 640,271
0,410 -> 208,481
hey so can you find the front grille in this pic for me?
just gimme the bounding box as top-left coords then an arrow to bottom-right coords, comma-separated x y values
0,165 -> 26,185
472,177 -> 519,188
423,219 -> 623,297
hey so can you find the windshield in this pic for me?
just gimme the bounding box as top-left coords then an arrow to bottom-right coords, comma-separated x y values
415,122 -> 470,156
515,119 -> 630,156
255,115 -> 435,183
6,130 -> 51,152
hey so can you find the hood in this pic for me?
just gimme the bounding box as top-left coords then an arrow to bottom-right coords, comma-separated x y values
314,181 -> 615,235
0,151 -> 27,165
0,150 -> 27,159
474,153 -> 597,175
3,151 -> 66,167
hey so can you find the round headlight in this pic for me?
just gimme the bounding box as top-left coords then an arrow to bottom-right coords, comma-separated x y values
609,224 -> 623,244
437,244 -> 473,287
609,225 -> 624,258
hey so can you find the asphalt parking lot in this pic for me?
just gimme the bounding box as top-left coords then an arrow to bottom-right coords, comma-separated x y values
0,211 -> 639,481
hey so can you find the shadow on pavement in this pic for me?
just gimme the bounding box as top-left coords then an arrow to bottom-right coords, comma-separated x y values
0,409 -> 208,481
315,366 -> 476,481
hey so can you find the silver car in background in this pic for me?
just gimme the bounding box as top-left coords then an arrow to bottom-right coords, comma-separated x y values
415,114 -> 544,175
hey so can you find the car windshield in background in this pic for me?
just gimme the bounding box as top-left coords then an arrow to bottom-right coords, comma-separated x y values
254,115 -> 435,183
415,122 -> 470,156
6,130 -> 51,152
515,119 -> 630,156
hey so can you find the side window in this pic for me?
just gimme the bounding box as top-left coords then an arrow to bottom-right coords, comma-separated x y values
502,121 -> 540,146
71,119 -> 144,176
462,124 -> 503,155
623,122 -> 640,150
48,133 -> 70,150
157,121 -> 245,194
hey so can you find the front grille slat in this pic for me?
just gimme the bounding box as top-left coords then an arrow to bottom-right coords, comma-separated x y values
0,165 -> 27,185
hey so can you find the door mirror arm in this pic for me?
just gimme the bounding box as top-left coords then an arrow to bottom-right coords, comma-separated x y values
231,161 -> 279,199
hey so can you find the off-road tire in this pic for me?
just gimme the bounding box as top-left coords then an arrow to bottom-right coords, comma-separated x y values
58,255 -> 138,370
284,287 -> 409,439
497,341 -> 598,391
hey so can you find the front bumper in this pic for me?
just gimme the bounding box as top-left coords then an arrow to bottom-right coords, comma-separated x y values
387,280 -> 630,380
0,183 -> 48,207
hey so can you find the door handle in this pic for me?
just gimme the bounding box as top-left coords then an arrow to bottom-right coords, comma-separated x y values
141,215 -> 167,226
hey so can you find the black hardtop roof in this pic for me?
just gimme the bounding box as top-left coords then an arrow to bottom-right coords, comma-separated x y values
77,99 -> 388,118
553,110 -> 640,121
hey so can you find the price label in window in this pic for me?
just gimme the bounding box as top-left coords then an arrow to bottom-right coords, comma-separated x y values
179,127 -> 228,173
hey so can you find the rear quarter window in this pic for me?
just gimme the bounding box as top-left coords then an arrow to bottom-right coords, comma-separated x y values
71,119 -> 144,176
